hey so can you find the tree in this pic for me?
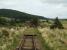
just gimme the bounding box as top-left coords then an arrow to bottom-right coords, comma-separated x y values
31,17 -> 39,27
50,17 -> 64,29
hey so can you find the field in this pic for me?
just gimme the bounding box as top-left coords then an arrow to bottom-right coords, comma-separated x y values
0,20 -> 67,50
38,20 -> 67,50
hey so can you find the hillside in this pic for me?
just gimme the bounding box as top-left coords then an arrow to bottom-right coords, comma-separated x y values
0,9 -> 46,21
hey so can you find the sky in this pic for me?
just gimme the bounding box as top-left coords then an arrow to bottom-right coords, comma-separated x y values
0,0 -> 67,18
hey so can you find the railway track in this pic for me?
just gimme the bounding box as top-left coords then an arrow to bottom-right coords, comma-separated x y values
16,35 -> 42,50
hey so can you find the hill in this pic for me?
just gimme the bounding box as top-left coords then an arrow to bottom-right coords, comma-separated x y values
0,9 -> 46,22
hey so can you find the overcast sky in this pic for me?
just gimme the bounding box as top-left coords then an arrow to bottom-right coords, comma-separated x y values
0,0 -> 67,18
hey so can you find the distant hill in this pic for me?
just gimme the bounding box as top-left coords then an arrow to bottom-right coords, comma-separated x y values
0,9 -> 47,22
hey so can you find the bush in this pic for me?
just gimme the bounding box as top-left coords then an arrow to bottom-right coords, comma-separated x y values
2,29 -> 9,37
0,32 -> 3,38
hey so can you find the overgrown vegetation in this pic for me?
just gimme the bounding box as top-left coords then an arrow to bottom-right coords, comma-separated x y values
22,27 -> 53,50
0,27 -> 26,50
0,9 -> 67,50
50,17 -> 64,29
0,20 -> 67,50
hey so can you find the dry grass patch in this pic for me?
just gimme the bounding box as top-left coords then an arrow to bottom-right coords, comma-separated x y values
38,28 -> 67,50
0,27 -> 26,50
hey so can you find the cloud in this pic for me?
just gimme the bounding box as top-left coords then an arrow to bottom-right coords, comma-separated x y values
41,0 -> 67,4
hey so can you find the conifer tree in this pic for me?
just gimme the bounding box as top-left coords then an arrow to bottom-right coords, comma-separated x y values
50,17 -> 64,29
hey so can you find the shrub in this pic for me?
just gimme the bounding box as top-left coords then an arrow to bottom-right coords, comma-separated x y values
2,29 -> 9,37
0,32 -> 3,38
